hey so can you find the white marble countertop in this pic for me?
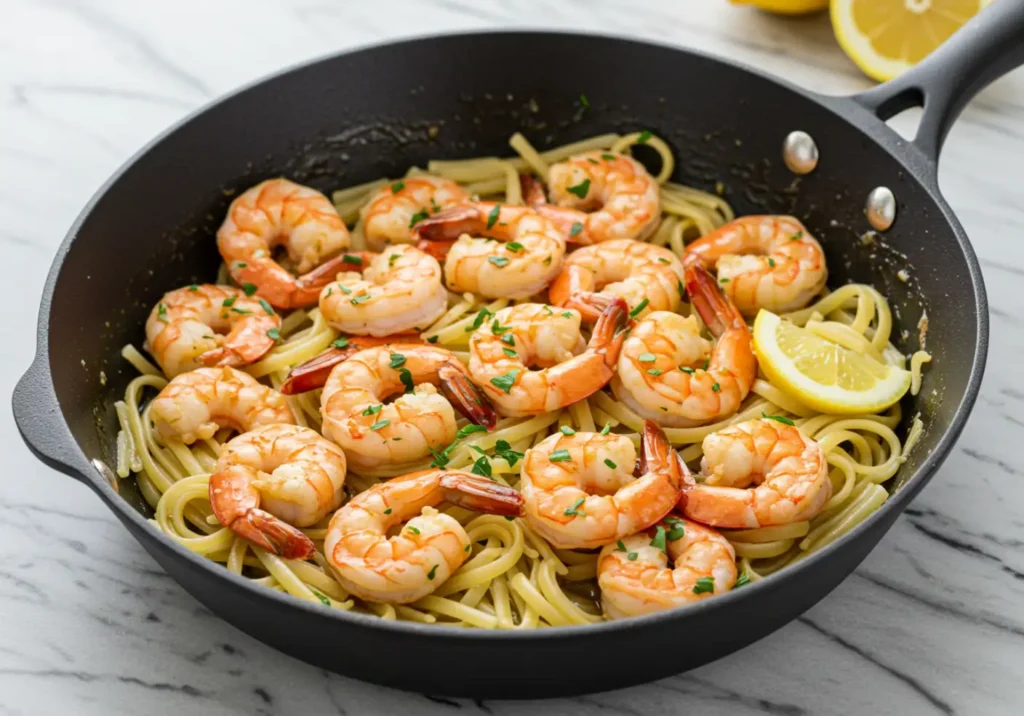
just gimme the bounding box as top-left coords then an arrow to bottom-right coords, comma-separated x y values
3,1 -> 1024,714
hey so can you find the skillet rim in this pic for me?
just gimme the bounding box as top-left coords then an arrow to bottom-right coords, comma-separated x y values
24,29 -> 989,641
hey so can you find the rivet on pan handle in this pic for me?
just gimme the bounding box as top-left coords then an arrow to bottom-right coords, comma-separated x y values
850,0 -> 1024,165
12,356 -> 94,485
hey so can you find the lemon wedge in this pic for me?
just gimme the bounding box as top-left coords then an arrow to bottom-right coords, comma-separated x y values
753,310 -> 911,414
730,0 -> 828,14
832,0 -> 989,82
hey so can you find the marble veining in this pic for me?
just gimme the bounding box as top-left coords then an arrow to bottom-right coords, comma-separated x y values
3,1 -> 1024,714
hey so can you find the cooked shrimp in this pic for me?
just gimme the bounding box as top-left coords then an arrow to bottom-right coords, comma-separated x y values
279,334 -> 424,395
320,345 -> 496,472
217,178 -> 351,309
413,203 -> 565,299
520,421 -> 682,549
548,239 -> 683,323
522,151 -> 660,244
682,418 -> 831,529
468,300 -> 628,416
361,176 -> 468,251
150,366 -> 295,444
685,215 -> 827,316
611,259 -> 757,427
210,424 -> 346,559
325,469 -> 523,604
598,517 -> 737,619
145,284 -> 280,378
318,244 -> 447,336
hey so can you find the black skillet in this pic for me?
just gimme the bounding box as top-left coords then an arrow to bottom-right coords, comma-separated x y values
12,2 -> 1024,698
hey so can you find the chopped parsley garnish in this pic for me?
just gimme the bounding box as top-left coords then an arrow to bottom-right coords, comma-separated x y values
266,327 -> 281,341
362,404 -> 382,416
569,222 -> 584,238
310,589 -> 331,606
616,540 -> 627,552
500,333 -> 515,346
350,294 -> 372,305
549,449 -> 572,463
466,307 -> 493,332
188,284 -> 199,292
486,204 -> 501,230
370,419 -> 390,431
600,422 -> 611,436
464,544 -> 472,552
428,439 -> 460,468
761,411 -> 795,426
657,257 -> 670,264
222,296 -> 237,308
560,425 -> 576,436
457,424 -> 488,439
790,231 -> 804,241
563,496 -> 586,517
408,209 -> 430,228
398,367 -> 414,393
471,456 -> 492,478
339,285 -> 352,295
234,262 -> 247,269
488,256 -> 510,268
543,256 -> 552,265
389,253 -> 400,268
627,552 -> 638,561
692,577 -> 715,595
650,526 -> 667,553
157,303 -> 168,323
637,129 -> 653,144
391,181 -> 405,193
601,153 -> 616,160
638,352 -> 656,363
629,298 -> 650,318
579,93 -> 589,108
489,369 -> 518,394
712,383 -> 721,392
384,508 -> 392,514
506,242 -> 524,252
703,358 -> 710,370
342,254 -> 363,265
561,311 -> 573,318
566,178 -> 591,199
734,572 -> 750,589
490,320 -> 512,335
502,347 -> 517,358
604,459 -> 617,469
333,336 -> 349,349
720,277 -> 730,284
427,564 -> 439,580
677,279 -> 685,297
587,158 -> 600,165
647,369 -> 662,376
767,257 -> 776,268
389,352 -> 407,369
407,525 -> 421,535
258,298 -> 274,315
680,366 -> 695,374
494,440 -> 524,467
426,335 -> 439,343
665,517 -> 685,542
241,282 -> 258,296
230,307 -> 252,315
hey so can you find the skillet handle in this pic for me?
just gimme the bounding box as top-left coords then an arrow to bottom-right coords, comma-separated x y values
850,0 -> 1024,163
12,356 -> 95,485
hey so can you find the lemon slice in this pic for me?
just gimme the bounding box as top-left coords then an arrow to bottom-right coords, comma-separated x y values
832,0 -> 989,82
753,310 -> 911,414
730,0 -> 828,14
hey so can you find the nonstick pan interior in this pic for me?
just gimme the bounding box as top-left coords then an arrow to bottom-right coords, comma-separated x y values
25,32 -> 983,695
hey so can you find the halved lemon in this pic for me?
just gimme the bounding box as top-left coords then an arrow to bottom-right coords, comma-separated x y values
730,0 -> 829,14
832,0 -> 989,82
752,310 -> 911,414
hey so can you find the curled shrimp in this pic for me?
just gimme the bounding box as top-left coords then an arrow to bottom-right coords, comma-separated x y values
611,259 -> 757,427
597,517 -> 737,619
210,424 -> 346,560
144,284 -> 280,378
548,239 -> 683,323
685,215 -> 827,316
413,203 -> 566,299
468,300 -> 629,417
150,366 -> 295,444
682,418 -> 831,529
325,469 -> 523,604
320,345 -> 496,472
217,178 -> 351,309
520,421 -> 682,549
361,176 -> 468,250
279,334 -> 423,395
522,151 -> 660,244
317,244 -> 447,337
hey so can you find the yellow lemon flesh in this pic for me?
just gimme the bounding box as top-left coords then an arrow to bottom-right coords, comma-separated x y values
730,0 -> 829,14
753,310 -> 911,414
832,0 -> 988,82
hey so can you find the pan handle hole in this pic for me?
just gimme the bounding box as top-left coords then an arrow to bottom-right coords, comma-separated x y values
884,105 -> 924,142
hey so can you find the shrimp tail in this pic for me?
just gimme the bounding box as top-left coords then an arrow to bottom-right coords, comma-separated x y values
437,363 -> 498,430
520,174 -> 548,207
684,255 -> 745,337
412,205 -> 481,244
415,237 -> 456,262
439,472 -> 525,517
280,337 -> 425,394
639,420 -> 681,489
295,250 -> 377,291
674,452 -> 697,511
237,508 -> 317,560
588,296 -> 630,370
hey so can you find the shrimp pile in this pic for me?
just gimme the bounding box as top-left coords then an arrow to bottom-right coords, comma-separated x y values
117,131 -> 924,629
